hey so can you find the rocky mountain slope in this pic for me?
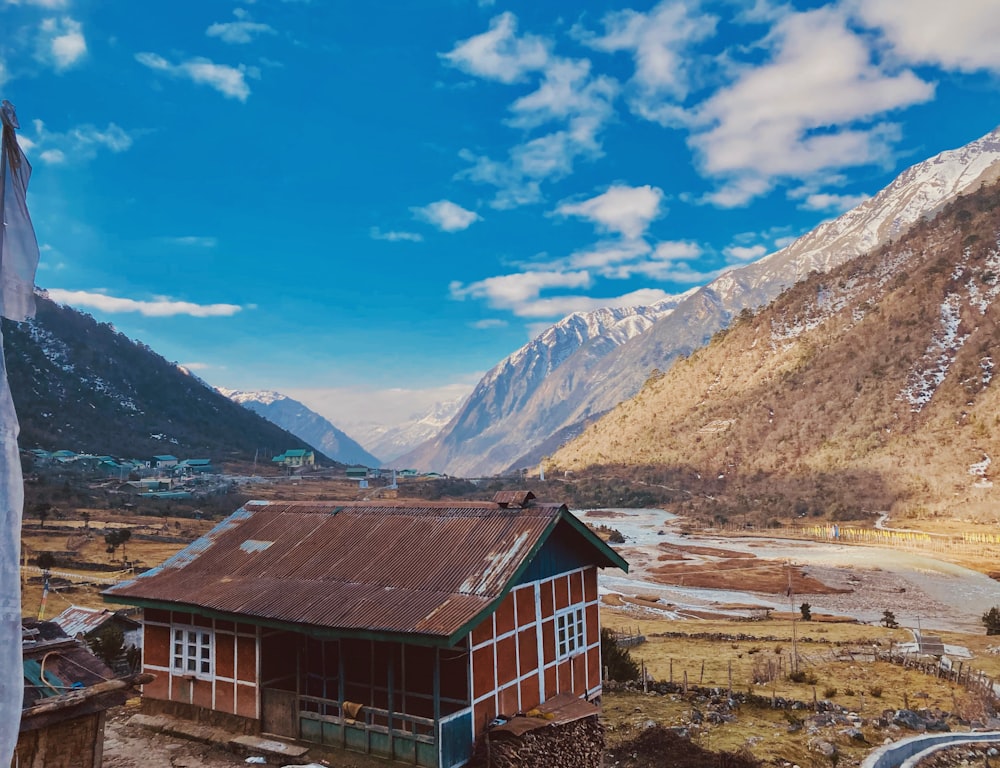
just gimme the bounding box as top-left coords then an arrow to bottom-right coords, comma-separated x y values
3,294 -> 327,465
396,298 -> 692,476
220,389 -> 380,466
405,125 -> 1000,478
551,181 -> 1000,524
346,395 -> 466,464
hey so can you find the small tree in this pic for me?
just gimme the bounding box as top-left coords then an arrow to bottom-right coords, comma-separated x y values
799,602 -> 812,621
983,606 -> 1000,636
88,624 -> 125,668
104,528 -> 132,561
600,628 -> 640,682
881,609 -> 899,629
35,551 -> 56,572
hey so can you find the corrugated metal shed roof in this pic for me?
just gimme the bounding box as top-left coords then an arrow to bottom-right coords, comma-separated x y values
52,605 -> 139,638
105,499 -> 625,645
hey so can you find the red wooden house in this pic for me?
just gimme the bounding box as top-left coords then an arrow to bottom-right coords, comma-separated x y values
103,492 -> 627,767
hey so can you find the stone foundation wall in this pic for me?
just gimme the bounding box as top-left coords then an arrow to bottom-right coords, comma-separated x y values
141,697 -> 258,735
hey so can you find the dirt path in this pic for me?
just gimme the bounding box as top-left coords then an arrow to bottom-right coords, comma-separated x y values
102,708 -> 246,768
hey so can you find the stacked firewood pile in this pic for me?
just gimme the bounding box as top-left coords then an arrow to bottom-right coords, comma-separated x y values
467,714 -> 604,768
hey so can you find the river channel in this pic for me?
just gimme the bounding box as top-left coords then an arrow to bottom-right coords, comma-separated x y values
575,508 -> 1000,634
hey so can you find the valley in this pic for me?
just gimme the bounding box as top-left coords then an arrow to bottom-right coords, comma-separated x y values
17,488 -> 1000,767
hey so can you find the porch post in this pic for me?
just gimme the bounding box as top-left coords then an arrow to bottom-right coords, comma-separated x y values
433,646 -> 441,765
388,644 -> 395,759
338,639 -> 345,748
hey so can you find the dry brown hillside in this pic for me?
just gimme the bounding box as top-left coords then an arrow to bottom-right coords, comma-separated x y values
550,182 -> 1000,529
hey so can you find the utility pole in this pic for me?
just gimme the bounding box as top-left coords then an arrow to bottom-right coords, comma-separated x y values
788,561 -> 798,675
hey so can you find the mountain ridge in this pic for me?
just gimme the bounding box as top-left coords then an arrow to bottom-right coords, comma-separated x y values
403,124 -> 1000,477
550,179 -> 1000,524
219,388 -> 381,467
4,295 -> 329,464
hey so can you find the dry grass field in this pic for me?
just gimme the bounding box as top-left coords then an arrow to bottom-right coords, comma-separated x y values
600,609 -> 1000,767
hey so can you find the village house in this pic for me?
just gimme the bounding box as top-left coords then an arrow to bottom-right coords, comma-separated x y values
103,492 -> 627,768
151,455 -> 179,470
272,448 -> 315,468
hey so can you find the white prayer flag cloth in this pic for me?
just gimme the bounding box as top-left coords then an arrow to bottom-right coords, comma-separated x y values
0,98 -> 40,767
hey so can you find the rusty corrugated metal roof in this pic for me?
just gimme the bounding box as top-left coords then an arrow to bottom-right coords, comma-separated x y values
492,490 -> 535,508
104,499 -> 593,643
52,606 -> 114,638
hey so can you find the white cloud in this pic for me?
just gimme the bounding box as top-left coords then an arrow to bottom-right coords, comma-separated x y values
701,176 -> 773,208
0,57 -> 8,89
412,200 -> 481,232
687,7 -> 934,204
797,191 -> 870,212
564,239 -> 652,271
724,244 -> 767,262
556,184 -> 664,239
440,12 -> 549,84
652,240 -> 702,261
457,85 -> 615,207
23,120 -> 133,163
40,16 -> 86,70
508,58 -> 617,131
179,361 -> 213,371
166,236 -> 218,248
206,9 -> 276,45
446,14 -> 621,209
136,52 -> 255,101
450,270 -> 591,315
45,289 -> 243,317
457,149 -> 544,209
71,123 -> 132,152
853,0 -> 1000,72
470,318 -> 507,329
6,0 -> 69,6
38,148 -> 64,164
580,0 -> 717,106
370,227 -> 424,243
590,239 -> 710,281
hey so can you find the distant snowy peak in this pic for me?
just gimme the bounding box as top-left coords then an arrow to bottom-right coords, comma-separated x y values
219,387 -> 380,466
484,292 -> 693,389
218,388 -> 287,406
347,394 -> 468,463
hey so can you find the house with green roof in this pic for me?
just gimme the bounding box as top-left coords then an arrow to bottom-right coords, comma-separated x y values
272,449 -> 315,468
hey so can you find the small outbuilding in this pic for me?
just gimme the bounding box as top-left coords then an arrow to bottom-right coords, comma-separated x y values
16,619 -> 148,768
103,492 -> 627,768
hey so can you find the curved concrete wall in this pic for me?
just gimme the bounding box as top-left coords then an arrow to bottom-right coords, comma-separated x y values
861,732 -> 1000,768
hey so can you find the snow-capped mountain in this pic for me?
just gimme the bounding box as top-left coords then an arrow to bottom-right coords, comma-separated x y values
220,389 -> 380,467
346,395 -> 466,464
404,124 -> 1000,478
551,175 -> 1000,525
395,296 -> 692,476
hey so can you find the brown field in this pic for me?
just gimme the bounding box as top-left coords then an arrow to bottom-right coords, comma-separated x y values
20,512 -> 215,618
648,555 -> 851,595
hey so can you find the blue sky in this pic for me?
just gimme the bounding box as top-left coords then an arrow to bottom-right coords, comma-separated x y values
4,0 -> 1000,429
